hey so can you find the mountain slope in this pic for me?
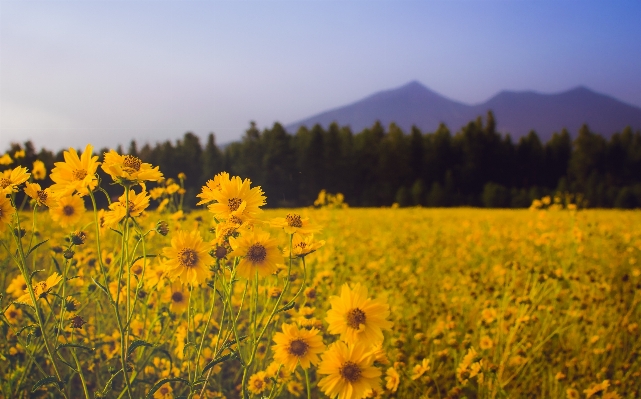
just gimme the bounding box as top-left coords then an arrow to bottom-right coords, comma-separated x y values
286,82 -> 641,140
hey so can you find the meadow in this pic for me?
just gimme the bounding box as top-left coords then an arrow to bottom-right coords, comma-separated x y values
0,147 -> 640,399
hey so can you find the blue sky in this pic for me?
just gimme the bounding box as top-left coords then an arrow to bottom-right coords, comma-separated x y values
1,0 -> 640,151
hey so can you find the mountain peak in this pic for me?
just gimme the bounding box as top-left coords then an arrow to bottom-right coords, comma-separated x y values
287,82 -> 641,140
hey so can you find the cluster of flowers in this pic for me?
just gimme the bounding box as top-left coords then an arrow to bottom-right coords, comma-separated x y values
0,144 -> 394,399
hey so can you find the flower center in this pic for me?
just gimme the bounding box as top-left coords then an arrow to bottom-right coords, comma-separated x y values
72,169 -> 87,181
296,242 -> 307,249
228,197 -> 242,212
346,308 -> 366,329
286,213 -> 303,228
215,245 -> 227,259
339,361 -> 362,383
0,178 -> 10,188
246,244 -> 267,263
287,339 -> 309,357
171,291 -> 184,303
123,155 -> 142,172
229,215 -> 243,225
178,248 -> 198,268
37,190 -> 48,204
63,205 -> 75,216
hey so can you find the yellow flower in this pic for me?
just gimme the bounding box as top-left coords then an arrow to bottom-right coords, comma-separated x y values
32,160 -> 47,180
4,304 -> 22,324
0,153 -> 12,165
163,230 -> 210,285
270,212 -> 322,235
166,183 -> 180,195
163,280 -> 190,314
411,358 -> 430,380
197,172 -> 230,205
102,189 -> 150,228
14,149 -> 25,159
272,323 -> 325,371
248,371 -> 270,395
0,195 -> 14,232
283,233 -> 325,258
17,273 -> 63,306
49,144 -> 100,197
479,335 -> 493,350
384,367 -> 400,392
24,182 -> 56,207
206,175 -> 266,224
318,341 -> 381,399
149,187 -> 165,200
228,228 -> 282,279
6,275 -> 28,298
584,380 -> 610,398
0,166 -> 30,195
325,283 -> 393,346
49,195 -> 86,228
153,382 -> 173,399
566,388 -> 579,399
101,150 -> 163,185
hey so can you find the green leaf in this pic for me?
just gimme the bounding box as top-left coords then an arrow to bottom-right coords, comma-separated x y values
131,254 -> 156,265
52,256 -> 62,274
145,378 -> 190,399
32,376 -> 60,392
29,269 -> 45,284
91,277 -> 111,299
127,339 -> 153,358
201,353 -> 232,375
277,301 -> 296,313
16,324 -> 38,336
26,239 -> 49,258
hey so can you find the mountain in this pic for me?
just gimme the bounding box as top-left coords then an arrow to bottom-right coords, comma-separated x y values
286,82 -> 641,141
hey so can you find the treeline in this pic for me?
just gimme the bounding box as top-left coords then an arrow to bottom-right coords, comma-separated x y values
5,111 -> 641,208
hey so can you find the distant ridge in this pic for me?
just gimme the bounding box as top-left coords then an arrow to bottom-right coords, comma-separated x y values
286,81 -> 641,141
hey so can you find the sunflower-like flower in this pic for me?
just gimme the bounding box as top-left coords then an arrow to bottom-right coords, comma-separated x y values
0,195 -> 14,232
248,371 -> 270,396
101,150 -> 163,185
196,172 -> 230,205
163,280 -> 190,313
272,323 -> 325,371
49,144 -> 100,197
0,166 -> 30,195
325,283 -> 392,346
49,195 -> 86,228
0,153 -> 12,165
32,160 -> 47,180
16,273 -> 63,306
317,341 -> 381,399
102,189 -> 150,228
24,182 -> 56,208
270,212 -> 321,235
163,230 -> 210,285
411,358 -> 430,380
228,228 -> 282,279
6,275 -> 28,298
206,175 -> 265,225
283,233 -> 325,258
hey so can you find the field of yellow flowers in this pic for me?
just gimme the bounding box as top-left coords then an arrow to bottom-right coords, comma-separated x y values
1,145 -> 640,399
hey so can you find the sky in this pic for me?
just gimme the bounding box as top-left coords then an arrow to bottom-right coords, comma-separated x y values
1,0 -> 640,152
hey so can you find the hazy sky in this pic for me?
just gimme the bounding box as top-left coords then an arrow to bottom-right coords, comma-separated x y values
1,0 -> 640,152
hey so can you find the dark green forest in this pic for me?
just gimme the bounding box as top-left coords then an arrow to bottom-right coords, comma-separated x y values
5,111 -> 641,209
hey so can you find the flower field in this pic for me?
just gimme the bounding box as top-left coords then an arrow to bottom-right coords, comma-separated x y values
1,146 -> 640,399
